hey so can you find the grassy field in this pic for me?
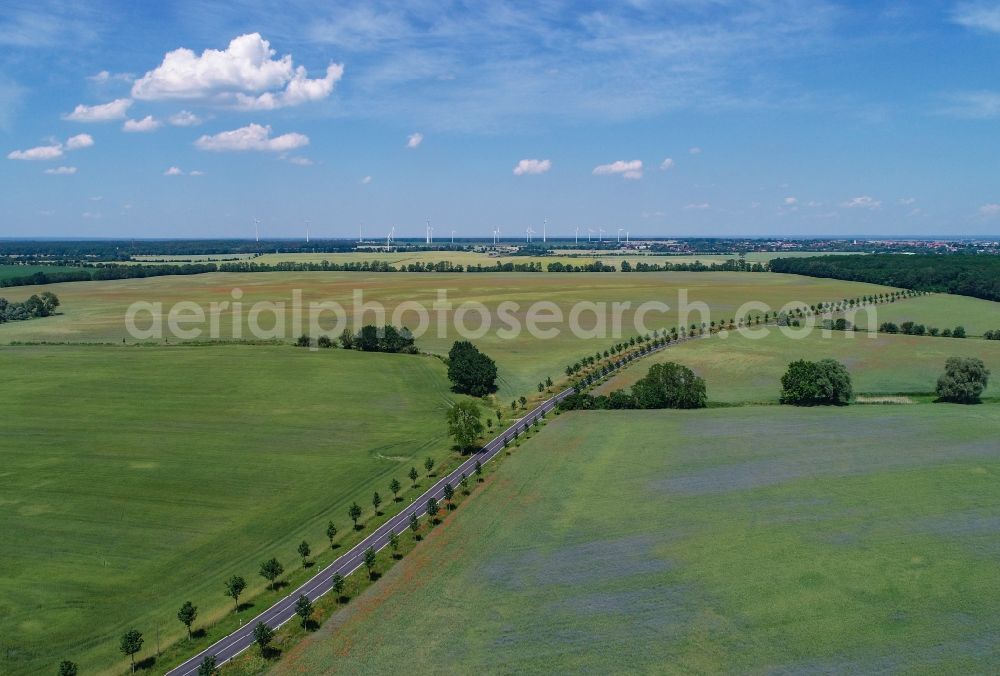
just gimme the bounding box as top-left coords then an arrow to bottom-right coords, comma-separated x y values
277,405 -> 1000,674
594,329 -> 1000,402
849,293 -> 1000,337
0,345 -> 472,674
0,271 -> 896,398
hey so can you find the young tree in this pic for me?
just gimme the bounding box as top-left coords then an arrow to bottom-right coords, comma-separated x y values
389,530 -> 400,558
177,600 -> 198,639
447,341 -> 498,396
225,575 -> 246,612
409,512 -> 419,536
460,472 -> 470,495
447,400 -> 484,451
331,572 -> 346,602
408,466 -> 419,487
297,540 -> 311,567
389,478 -> 401,501
427,497 -> 440,522
475,460 -> 483,482
197,655 -> 217,676
326,521 -> 338,548
372,491 -> 383,515
295,594 -> 313,628
259,557 -> 284,590
780,359 -> 853,406
424,457 -> 435,476
443,482 -> 455,509
363,546 -> 377,579
252,621 -> 273,656
58,660 -> 78,676
936,357 -> 990,404
496,409 -> 503,422
349,502 -> 363,529
519,395 -> 527,408
119,629 -> 143,674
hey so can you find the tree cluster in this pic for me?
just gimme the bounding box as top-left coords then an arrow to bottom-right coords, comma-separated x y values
770,253 -> 1000,303
936,357 -> 990,404
331,324 -> 417,353
560,361 -> 707,411
0,291 -> 59,321
779,359 -> 853,406
447,341 -> 498,396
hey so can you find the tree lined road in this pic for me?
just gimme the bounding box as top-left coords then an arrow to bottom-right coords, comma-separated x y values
167,384 -> 580,675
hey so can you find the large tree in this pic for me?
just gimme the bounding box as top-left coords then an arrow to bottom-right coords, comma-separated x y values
936,357 -> 990,404
447,400 -> 484,451
295,594 -> 313,628
447,341 -> 498,396
780,359 -> 853,406
631,362 -> 707,409
253,621 -> 273,655
225,575 -> 246,612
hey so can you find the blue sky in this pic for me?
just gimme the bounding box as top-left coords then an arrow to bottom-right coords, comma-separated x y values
2,0 -> 1000,239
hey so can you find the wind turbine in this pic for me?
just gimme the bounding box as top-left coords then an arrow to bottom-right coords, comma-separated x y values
587,227 -> 594,242
426,218 -> 433,244
254,217 -> 260,243
451,230 -> 456,244
598,227 -> 605,242
543,217 -> 548,243
617,227 -> 624,243
358,222 -> 363,243
525,225 -> 535,243
626,231 -> 630,244
575,226 -> 579,244
305,219 -> 310,244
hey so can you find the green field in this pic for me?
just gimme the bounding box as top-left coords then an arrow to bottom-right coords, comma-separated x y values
0,271 -> 897,398
849,293 -> 1000,337
595,329 -> 1000,402
278,406 -> 1000,674
0,345 -> 471,674
0,264 -> 82,281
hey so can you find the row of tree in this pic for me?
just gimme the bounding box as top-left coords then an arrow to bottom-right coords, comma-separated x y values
295,324 -> 419,352
879,321 -> 967,338
0,291 -> 59,321
559,362 -> 708,411
985,329 -> 1000,340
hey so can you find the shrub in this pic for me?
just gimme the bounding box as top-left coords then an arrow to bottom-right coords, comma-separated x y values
780,359 -> 853,406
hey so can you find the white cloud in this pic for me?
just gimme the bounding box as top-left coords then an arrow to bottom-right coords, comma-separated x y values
8,133 -> 92,160
898,197 -> 917,205
284,155 -> 313,165
8,144 -> 63,160
82,211 -> 101,220
44,166 -> 76,175
195,123 -> 309,152
784,196 -> 797,205
164,166 -> 184,176
132,33 -> 343,110
168,110 -> 202,126
978,203 -> 1000,218
841,195 -> 881,209
65,133 -> 94,150
688,147 -> 702,155
64,98 -> 132,122
406,132 -> 423,149
362,175 -> 373,184
952,2 -> 1000,33
659,158 -> 674,170
88,70 -> 133,83
592,159 -> 643,180
684,202 -> 710,210
513,158 -> 551,176
938,91 -> 1000,119
123,115 -> 161,132
189,170 -> 205,176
